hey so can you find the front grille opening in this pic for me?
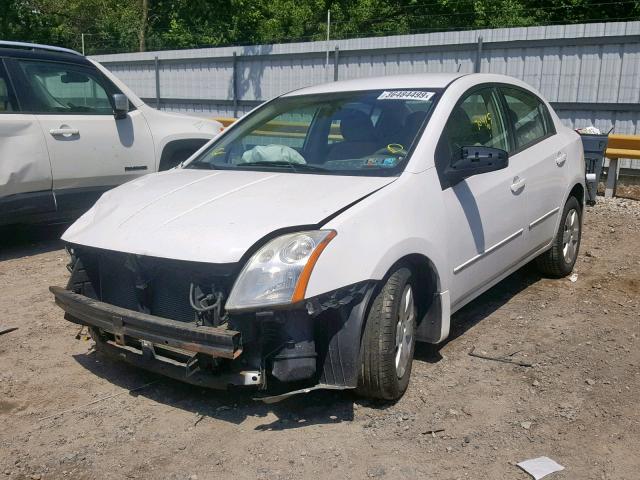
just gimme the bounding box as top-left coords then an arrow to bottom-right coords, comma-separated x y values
75,247 -> 237,324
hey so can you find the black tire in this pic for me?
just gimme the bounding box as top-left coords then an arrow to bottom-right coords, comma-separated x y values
536,196 -> 582,278
356,266 -> 417,401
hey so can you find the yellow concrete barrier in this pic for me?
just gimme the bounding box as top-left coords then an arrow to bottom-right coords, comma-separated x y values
605,134 -> 640,160
604,134 -> 640,198
213,118 -> 344,140
215,117 -> 236,128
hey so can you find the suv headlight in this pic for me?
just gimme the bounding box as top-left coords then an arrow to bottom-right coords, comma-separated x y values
225,230 -> 336,311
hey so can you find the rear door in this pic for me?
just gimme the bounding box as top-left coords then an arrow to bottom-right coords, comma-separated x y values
7,58 -> 154,216
0,58 -> 55,222
438,87 -> 528,310
499,86 -> 565,253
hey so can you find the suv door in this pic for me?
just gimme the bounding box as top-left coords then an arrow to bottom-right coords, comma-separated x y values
437,87 -> 527,310
499,86 -> 564,253
7,58 -> 154,217
0,58 -> 55,223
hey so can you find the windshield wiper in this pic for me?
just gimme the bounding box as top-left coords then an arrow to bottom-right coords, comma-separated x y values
236,161 -> 327,172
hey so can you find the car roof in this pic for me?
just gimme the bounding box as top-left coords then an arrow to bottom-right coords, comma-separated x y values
0,41 -> 91,66
283,73 -> 467,97
281,72 -> 540,98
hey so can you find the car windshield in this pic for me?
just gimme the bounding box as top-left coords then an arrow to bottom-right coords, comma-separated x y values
186,89 -> 440,176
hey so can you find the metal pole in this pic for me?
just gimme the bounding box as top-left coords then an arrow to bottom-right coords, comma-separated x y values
325,10 -> 331,81
475,36 -> 483,73
81,33 -> 85,55
333,46 -> 339,81
605,158 -> 619,198
154,56 -> 160,109
232,52 -> 238,118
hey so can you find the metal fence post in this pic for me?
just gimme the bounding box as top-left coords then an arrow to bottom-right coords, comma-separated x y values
333,46 -> 339,81
475,36 -> 483,73
605,158 -> 619,198
232,52 -> 238,118
154,56 -> 160,109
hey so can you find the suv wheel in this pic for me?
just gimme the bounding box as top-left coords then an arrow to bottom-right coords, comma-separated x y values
536,196 -> 582,277
356,266 -> 416,400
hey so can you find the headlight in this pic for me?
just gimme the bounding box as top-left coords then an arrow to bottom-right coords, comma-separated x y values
225,230 -> 336,311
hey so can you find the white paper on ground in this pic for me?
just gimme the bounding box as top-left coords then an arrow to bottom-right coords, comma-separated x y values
517,457 -> 565,480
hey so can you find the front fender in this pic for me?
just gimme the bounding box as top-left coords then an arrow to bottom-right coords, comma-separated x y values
306,170 -> 449,298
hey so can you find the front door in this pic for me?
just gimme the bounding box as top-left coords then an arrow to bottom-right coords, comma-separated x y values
7,58 -> 154,216
438,87 -> 527,310
0,59 -> 55,222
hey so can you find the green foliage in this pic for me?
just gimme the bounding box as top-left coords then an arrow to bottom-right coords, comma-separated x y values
2,0 -> 639,54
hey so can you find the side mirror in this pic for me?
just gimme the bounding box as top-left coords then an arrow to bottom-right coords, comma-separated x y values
444,145 -> 508,186
112,93 -> 129,120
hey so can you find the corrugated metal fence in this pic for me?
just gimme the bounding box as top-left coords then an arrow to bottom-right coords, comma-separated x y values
93,21 -> 640,169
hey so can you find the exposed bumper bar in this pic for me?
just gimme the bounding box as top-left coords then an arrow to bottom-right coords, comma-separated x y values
49,286 -> 242,359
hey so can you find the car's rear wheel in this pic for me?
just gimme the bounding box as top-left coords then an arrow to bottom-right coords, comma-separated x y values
536,196 -> 582,277
356,266 -> 416,401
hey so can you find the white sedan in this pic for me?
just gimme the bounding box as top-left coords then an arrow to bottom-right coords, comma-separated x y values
51,73 -> 585,401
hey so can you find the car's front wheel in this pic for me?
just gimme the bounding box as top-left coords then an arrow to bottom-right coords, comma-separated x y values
356,266 -> 416,400
536,196 -> 582,277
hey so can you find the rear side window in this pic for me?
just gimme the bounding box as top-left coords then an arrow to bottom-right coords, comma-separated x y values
501,87 -> 553,151
17,60 -> 113,114
0,62 -> 17,112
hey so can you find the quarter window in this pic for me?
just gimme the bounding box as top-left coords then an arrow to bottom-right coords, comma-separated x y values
442,88 -> 510,157
18,60 -> 113,114
501,87 -> 552,150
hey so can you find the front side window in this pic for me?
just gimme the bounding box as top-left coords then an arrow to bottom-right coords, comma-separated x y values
441,88 -> 510,158
0,63 -> 16,112
501,87 -> 551,150
18,60 -> 113,114
187,89 -> 439,176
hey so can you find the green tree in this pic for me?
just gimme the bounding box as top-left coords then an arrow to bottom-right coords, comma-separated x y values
1,0 -> 639,54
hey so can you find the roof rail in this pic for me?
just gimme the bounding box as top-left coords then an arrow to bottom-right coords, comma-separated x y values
0,40 -> 82,56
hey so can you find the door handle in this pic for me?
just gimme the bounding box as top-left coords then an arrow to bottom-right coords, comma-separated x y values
510,176 -> 526,193
555,152 -> 567,167
49,127 -> 79,137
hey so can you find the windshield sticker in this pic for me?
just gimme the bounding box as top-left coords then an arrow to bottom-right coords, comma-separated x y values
364,157 -> 400,168
377,90 -> 435,101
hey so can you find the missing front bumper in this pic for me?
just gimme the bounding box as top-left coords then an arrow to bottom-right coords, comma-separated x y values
50,286 -> 242,359
92,334 -> 262,389
51,280 -> 377,397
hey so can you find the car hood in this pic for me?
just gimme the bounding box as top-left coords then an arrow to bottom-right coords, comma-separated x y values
63,169 -> 395,263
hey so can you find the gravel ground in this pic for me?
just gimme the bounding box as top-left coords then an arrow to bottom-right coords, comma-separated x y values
0,197 -> 638,480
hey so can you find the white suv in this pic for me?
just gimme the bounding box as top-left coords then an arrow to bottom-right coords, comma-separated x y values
51,73 -> 585,401
0,41 -> 221,226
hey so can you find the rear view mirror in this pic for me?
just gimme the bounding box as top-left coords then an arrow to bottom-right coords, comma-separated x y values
61,72 -> 90,83
445,146 -> 508,186
112,93 -> 129,120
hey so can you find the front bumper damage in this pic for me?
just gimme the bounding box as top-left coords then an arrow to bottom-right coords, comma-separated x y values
50,247 -> 376,400
50,287 -> 262,389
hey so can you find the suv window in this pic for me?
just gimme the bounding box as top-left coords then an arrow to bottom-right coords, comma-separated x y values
239,107 -> 315,154
442,87 -> 510,156
17,60 -> 113,114
501,87 -> 552,150
0,63 -> 16,112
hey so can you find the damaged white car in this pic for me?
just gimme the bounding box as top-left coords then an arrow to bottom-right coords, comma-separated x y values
51,73 -> 585,401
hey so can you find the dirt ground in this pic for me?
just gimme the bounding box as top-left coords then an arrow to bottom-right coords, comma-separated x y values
1,197 -> 638,480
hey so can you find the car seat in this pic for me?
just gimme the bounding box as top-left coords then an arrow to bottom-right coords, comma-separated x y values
326,110 -> 379,160
447,108 -> 486,151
